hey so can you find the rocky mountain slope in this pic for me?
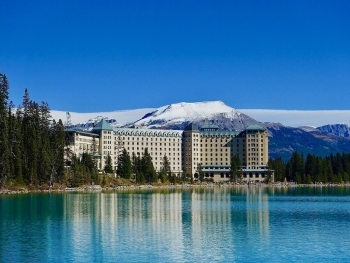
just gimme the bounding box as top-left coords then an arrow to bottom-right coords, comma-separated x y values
317,124 -> 350,138
68,101 -> 350,160
265,123 -> 350,160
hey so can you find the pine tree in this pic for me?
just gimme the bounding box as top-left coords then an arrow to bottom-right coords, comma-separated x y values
142,148 -> 156,184
54,119 -> 65,183
12,108 -> 23,183
81,152 -> 97,184
38,102 -> 52,185
117,149 -> 132,179
0,73 -> 10,186
159,155 -> 171,183
268,157 -> 286,182
104,153 -> 114,173
230,155 -> 241,183
132,152 -> 144,184
197,163 -> 204,182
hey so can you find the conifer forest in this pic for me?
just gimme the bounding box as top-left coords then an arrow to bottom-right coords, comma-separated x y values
1,72 -> 350,188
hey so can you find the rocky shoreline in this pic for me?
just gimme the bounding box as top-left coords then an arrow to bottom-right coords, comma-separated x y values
1,181 -> 350,195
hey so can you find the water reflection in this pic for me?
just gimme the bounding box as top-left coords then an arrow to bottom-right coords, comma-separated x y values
246,188 -> 270,246
8,187 -> 340,262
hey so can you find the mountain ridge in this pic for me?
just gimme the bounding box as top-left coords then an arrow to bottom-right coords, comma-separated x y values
58,101 -> 350,160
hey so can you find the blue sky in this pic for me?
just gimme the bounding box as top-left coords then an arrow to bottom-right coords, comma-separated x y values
1,0 -> 350,112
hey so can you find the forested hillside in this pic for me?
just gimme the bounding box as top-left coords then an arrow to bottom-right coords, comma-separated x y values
269,152 -> 350,184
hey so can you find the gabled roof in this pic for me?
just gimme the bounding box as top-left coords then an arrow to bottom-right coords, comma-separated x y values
184,122 -> 199,132
92,119 -> 114,132
245,124 -> 265,131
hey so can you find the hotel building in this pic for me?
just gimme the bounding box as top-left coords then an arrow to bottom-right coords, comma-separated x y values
65,119 -> 272,182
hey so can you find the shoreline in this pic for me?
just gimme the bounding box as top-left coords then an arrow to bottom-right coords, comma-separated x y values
2,182 -> 350,195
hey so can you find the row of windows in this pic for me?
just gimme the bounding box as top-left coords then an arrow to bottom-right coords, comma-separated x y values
247,148 -> 264,152
125,142 -> 180,146
202,158 -> 229,161
204,148 -> 229,152
202,139 -> 234,142
204,153 -> 228,156
248,153 -> 264,156
248,158 -> 264,161
248,139 -> 264,142
122,137 -> 180,142
247,144 -> 264,147
126,147 -> 180,152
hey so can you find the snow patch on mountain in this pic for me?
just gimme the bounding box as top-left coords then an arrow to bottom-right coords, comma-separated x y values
298,126 -> 318,132
134,101 -> 243,128
51,108 -> 155,125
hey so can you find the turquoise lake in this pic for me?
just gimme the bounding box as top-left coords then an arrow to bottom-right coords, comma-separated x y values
1,186 -> 350,263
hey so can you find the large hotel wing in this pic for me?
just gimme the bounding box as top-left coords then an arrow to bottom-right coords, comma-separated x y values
65,119 -> 272,182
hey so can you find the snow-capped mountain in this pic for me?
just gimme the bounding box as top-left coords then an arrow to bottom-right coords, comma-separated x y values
52,100 -> 350,160
133,101 -> 260,130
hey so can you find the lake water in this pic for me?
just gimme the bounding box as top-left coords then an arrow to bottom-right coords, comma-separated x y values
1,186 -> 350,263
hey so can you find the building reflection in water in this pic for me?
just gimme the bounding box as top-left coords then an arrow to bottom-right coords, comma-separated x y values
189,188 -> 234,261
61,187 -> 269,261
246,187 -> 270,244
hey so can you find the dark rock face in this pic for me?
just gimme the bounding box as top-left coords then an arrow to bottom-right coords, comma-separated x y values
317,124 -> 350,138
264,124 -> 350,161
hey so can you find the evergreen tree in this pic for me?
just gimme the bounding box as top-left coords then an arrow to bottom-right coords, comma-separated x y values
12,108 -> 23,183
104,153 -> 114,173
197,163 -> 204,182
51,119 -> 65,183
132,152 -> 145,184
0,73 -> 10,185
142,148 -> 157,184
38,102 -> 52,185
268,157 -> 286,182
81,152 -> 97,184
117,149 -> 132,179
230,155 -> 241,183
159,155 -> 171,183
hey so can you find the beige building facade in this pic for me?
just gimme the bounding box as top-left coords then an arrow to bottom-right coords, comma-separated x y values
66,119 -> 272,182
196,123 -> 271,183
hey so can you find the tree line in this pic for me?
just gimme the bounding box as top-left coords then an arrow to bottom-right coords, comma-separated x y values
269,151 -> 350,184
2,72 -> 350,187
115,148 -> 186,184
0,73 -> 65,187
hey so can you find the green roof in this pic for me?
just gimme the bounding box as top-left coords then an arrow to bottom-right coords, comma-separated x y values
65,128 -> 99,137
92,119 -> 114,131
184,123 -> 199,132
200,130 -> 239,136
245,125 -> 265,131
200,122 -> 220,130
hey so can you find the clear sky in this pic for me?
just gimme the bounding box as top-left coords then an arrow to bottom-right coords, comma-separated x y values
1,0 -> 350,112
